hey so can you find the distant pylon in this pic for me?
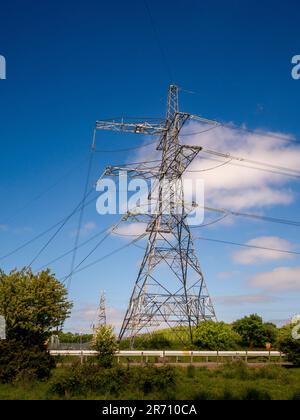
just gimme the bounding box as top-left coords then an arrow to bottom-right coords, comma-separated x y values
98,291 -> 107,326
95,85 -> 217,344
92,291 -> 107,331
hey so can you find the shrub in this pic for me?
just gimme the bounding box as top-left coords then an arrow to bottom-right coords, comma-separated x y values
222,361 -> 251,380
0,340 -> 55,383
291,392 -> 300,401
131,366 -> 176,395
186,365 -> 195,378
192,390 -> 213,400
194,321 -> 240,350
92,325 -> 118,368
232,314 -> 277,349
278,324 -> 300,366
241,388 -> 272,401
143,333 -> 172,350
49,365 -> 176,398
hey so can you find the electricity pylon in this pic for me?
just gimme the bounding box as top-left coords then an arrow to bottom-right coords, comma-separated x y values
95,85 -> 216,344
92,291 -> 107,331
98,291 -> 107,326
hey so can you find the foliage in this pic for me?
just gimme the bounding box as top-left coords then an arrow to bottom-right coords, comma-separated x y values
278,323 -> 300,366
57,331 -> 93,344
194,321 -> 240,350
0,339 -> 55,383
121,332 -> 172,350
49,364 -> 176,398
2,365 -> 300,400
232,314 -> 277,349
0,268 -> 72,345
92,325 -> 118,368
241,388 -> 272,401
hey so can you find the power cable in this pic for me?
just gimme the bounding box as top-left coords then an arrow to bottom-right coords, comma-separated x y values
61,233 -> 147,282
36,224 -> 115,271
203,206 -> 300,228
202,148 -> 300,177
68,149 -> 95,289
27,187 -> 95,268
143,0 -> 174,83
194,235 -> 300,257
0,194 -> 98,262
1,155 -> 88,225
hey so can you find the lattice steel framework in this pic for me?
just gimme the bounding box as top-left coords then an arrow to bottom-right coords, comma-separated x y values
98,291 -> 107,326
95,85 -> 216,344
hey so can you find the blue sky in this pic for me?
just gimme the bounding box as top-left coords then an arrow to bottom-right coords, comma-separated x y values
0,0 -> 300,332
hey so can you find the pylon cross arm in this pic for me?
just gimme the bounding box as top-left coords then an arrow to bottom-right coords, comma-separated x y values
96,119 -> 166,135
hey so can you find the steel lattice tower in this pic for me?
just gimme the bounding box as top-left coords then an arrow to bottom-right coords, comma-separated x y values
91,291 -> 107,331
98,291 -> 107,326
95,85 -> 216,344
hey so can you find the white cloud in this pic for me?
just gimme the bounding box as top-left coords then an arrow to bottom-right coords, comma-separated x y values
250,266 -> 300,291
113,223 -> 148,238
215,294 -> 274,305
65,304 -> 125,333
180,122 -> 299,211
233,236 -> 295,265
128,122 -> 299,218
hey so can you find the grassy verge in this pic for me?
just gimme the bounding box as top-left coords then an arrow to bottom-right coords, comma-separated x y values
0,364 -> 300,400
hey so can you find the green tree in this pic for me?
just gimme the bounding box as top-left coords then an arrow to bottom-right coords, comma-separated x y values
194,321 -> 240,350
0,268 -> 72,345
277,321 -> 300,366
232,314 -> 277,349
92,325 -> 118,368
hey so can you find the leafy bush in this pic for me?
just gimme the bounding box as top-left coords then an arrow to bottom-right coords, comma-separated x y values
222,361 -> 251,380
241,388 -> 272,401
143,333 -> 172,350
194,321 -> 240,350
49,364 -> 176,398
0,340 -> 55,383
92,325 -> 118,368
186,365 -> 196,378
278,323 -> 300,366
119,332 -> 172,350
130,366 -> 176,395
233,314 -> 277,349
0,268 -> 72,346
291,392 -> 300,401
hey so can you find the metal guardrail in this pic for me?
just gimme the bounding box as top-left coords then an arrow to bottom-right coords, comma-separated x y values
50,349 -> 285,362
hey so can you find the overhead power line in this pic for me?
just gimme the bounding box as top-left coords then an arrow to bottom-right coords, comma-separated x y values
60,232 -> 147,283
186,114 -> 300,145
194,155 -> 300,179
36,223 -> 114,271
27,187 -> 95,268
143,0 -> 173,82
63,221 -> 121,285
68,147 -> 95,289
202,148 -> 300,177
1,154 -> 89,226
194,235 -> 300,257
0,194 -> 98,262
203,206 -> 300,228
